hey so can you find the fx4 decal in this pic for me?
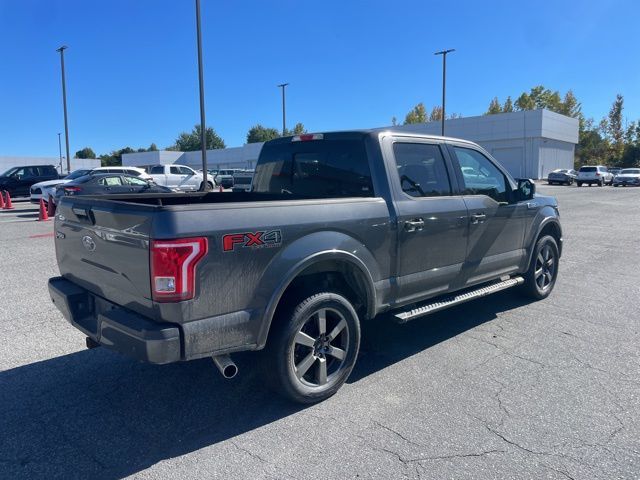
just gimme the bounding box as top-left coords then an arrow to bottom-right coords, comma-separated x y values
223,230 -> 282,252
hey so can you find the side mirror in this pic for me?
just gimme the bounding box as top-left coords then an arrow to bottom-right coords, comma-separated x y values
515,178 -> 536,201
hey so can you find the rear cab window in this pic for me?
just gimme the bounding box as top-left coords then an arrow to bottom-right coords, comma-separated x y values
252,134 -> 374,198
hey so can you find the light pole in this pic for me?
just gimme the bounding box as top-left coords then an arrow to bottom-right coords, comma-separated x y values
56,46 -> 71,174
195,0 -> 209,191
277,83 -> 289,136
434,48 -> 455,136
57,133 -> 63,174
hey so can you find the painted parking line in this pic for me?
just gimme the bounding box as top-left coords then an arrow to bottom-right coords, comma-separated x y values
29,232 -> 55,238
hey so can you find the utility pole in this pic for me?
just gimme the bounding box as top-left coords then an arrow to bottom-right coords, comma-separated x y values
195,0 -> 209,191
56,46 -> 71,174
434,49 -> 455,136
277,83 -> 289,136
57,133 -> 63,174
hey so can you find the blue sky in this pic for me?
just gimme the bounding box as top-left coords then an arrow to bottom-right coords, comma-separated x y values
1,0 -> 639,157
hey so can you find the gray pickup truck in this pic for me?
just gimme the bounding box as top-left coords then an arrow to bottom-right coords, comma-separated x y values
49,130 -> 562,403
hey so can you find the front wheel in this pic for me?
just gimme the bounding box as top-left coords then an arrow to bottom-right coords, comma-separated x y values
265,292 -> 361,404
521,235 -> 559,300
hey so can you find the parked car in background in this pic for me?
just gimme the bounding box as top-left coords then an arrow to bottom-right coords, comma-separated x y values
30,168 -> 93,204
609,167 -> 622,178
576,165 -> 613,187
0,165 -> 59,197
612,168 -> 640,187
54,173 -> 171,202
547,168 -> 577,185
214,169 -> 240,189
148,164 -> 212,191
231,171 -> 254,192
92,166 -> 152,181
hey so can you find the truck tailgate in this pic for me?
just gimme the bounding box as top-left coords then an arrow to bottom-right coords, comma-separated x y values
54,197 -> 155,315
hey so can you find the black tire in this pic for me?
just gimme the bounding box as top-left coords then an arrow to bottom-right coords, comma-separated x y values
577,182 -> 582,187
521,235 -> 559,300
200,181 -> 214,191
599,180 -> 604,187
265,292 -> 361,404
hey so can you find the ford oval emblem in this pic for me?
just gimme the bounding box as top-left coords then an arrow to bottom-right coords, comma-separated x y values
82,235 -> 96,252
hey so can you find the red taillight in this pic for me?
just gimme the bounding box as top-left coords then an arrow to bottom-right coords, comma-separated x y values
64,186 -> 82,195
150,237 -> 208,302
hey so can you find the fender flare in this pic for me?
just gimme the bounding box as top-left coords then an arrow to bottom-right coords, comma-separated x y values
255,249 -> 377,348
525,215 -> 563,268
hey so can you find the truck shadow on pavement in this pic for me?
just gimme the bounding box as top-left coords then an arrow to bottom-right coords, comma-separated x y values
0,291 -> 533,479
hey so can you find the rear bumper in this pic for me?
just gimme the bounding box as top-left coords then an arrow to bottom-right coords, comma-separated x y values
48,277 -> 181,364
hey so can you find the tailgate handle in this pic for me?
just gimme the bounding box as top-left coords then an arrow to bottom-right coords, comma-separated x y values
71,207 -> 95,223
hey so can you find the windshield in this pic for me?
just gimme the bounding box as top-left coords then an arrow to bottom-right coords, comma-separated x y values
65,169 -> 93,180
620,169 -> 640,174
1,167 -> 21,177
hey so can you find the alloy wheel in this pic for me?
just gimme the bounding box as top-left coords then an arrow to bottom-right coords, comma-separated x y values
290,307 -> 350,388
535,244 -> 556,291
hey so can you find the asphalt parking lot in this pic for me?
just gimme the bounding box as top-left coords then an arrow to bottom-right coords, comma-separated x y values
1,185 -> 639,480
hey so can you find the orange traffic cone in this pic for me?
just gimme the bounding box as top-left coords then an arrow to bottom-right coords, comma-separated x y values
0,190 -> 5,209
38,198 -> 49,221
47,195 -> 56,217
3,191 -> 14,210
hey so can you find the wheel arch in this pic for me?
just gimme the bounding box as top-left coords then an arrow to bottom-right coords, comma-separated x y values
256,250 -> 377,349
525,216 -> 563,268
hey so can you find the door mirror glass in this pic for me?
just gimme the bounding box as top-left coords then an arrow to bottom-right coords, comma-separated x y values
516,178 -> 535,201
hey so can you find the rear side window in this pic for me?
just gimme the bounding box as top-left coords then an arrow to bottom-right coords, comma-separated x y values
150,166 -> 164,174
98,176 -> 123,186
253,139 -> 373,198
125,169 -> 141,176
393,143 -> 451,197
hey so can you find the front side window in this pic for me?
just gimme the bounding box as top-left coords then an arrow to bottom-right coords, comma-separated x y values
392,143 -> 451,198
454,147 -> 508,203
170,166 -> 181,175
123,176 -> 148,186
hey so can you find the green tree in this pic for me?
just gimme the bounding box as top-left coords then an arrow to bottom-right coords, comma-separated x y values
502,96 -> 514,113
148,143 -> 158,151
247,124 -> 280,143
486,97 -> 502,115
607,94 -> 625,161
429,106 -> 443,121
99,147 -> 135,167
172,124 -> 225,151
75,147 -> 96,159
515,92 -> 535,111
403,103 -> 427,124
391,116 -> 398,126
291,122 -> 307,135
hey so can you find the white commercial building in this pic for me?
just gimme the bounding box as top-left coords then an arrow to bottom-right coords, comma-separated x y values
121,109 -> 578,179
0,156 -> 100,175
388,109 -> 578,179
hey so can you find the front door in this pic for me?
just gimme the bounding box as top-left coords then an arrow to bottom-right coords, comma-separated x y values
448,145 -> 527,286
389,140 -> 469,305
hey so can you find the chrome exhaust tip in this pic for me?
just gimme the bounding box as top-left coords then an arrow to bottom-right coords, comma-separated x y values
212,355 -> 238,379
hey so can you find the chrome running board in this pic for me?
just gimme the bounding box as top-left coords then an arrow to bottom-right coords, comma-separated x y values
393,276 -> 525,324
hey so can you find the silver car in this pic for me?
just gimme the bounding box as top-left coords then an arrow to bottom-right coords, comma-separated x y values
547,168 -> 576,185
612,168 -> 640,187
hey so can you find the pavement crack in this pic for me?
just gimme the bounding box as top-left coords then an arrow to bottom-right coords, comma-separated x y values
230,441 -> 269,464
371,420 -> 423,448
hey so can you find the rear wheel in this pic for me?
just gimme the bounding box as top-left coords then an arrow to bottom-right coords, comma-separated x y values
599,179 -> 604,187
521,235 -> 559,300
265,292 -> 360,404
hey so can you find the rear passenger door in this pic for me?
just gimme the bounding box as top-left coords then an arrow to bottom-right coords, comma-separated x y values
448,144 -> 527,286
387,139 -> 469,305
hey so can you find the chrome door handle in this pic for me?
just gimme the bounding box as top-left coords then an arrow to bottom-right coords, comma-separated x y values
404,218 -> 425,232
470,213 -> 486,224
